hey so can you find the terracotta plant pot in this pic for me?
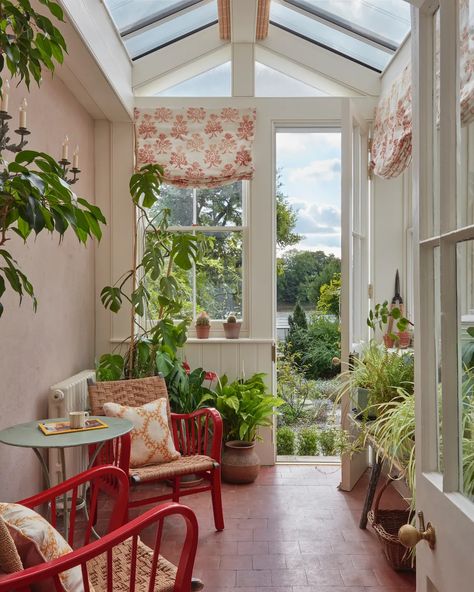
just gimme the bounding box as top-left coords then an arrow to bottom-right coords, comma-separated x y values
221,440 -> 260,484
383,334 -> 395,348
195,325 -> 210,339
397,331 -> 411,349
223,322 -> 241,339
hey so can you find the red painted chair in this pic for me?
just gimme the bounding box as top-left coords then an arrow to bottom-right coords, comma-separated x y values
88,376 -> 224,531
0,466 -> 199,591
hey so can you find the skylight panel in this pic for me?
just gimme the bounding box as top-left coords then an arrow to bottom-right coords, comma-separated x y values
270,2 -> 393,71
287,0 -> 411,48
255,63 -> 327,97
104,0 -> 218,60
157,62 -> 231,96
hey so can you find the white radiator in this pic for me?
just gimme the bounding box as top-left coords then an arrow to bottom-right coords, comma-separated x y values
48,370 -> 96,486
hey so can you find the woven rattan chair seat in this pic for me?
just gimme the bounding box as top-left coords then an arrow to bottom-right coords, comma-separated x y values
130,454 -> 216,482
87,537 -> 176,592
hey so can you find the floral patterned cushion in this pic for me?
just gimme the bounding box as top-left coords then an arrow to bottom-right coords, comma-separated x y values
0,502 -> 86,592
103,398 -> 181,468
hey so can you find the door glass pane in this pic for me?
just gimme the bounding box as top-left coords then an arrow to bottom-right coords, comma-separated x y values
457,0 -> 474,229
432,8 -> 441,238
456,240 -> 474,500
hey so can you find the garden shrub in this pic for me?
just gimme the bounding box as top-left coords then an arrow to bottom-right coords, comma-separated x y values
319,425 -> 348,456
277,426 -> 296,455
285,315 -> 340,380
297,427 -> 319,455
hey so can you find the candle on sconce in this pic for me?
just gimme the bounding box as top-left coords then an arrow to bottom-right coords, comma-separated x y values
19,98 -> 27,128
72,145 -> 79,169
1,79 -> 10,112
62,135 -> 69,160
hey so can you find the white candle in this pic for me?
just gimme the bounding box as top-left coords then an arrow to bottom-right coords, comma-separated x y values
72,145 -> 79,169
62,135 -> 69,160
1,79 -> 10,112
19,98 -> 27,128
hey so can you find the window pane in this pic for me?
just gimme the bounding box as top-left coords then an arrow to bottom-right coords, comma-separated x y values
197,231 -> 243,319
255,62 -> 327,97
152,185 -> 194,226
294,0 -> 411,46
270,3 -> 391,71
104,0 -> 195,34
434,246 -> 443,472
456,240 -> 474,500
157,62 -> 231,97
196,182 -> 242,226
124,2 -> 218,59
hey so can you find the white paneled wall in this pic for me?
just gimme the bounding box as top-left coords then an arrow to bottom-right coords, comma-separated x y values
182,339 -> 274,464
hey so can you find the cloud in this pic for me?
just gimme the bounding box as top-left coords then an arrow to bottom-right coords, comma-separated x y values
289,158 -> 341,183
295,205 -> 341,234
276,133 -> 341,158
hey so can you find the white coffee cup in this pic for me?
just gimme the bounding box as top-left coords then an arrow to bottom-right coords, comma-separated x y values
69,411 -> 90,429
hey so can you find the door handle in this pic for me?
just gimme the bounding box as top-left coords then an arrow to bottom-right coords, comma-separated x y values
398,511 -> 436,550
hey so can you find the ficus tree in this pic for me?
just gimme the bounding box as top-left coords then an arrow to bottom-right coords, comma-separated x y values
97,164 -> 209,382
0,0 -> 106,317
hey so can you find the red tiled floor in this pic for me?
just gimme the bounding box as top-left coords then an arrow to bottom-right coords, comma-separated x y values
132,465 -> 416,591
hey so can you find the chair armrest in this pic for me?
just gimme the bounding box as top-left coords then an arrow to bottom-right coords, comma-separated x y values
17,466 -> 129,540
0,502 -> 198,592
171,408 -> 223,463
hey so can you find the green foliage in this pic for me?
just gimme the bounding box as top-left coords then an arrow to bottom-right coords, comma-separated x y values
285,315 -> 340,380
227,314 -> 237,323
276,426 -> 296,455
288,301 -> 307,331
0,150 -> 106,316
166,366 -> 215,414
277,249 -> 340,306
211,373 -> 284,442
367,300 -> 412,341
195,311 -> 210,326
319,424 -> 348,456
317,272 -> 341,316
97,164 -> 208,382
276,171 -> 301,249
297,427 -> 319,455
0,0 -> 67,93
277,351 -> 311,426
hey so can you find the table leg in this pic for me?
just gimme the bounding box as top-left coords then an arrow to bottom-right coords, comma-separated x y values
359,458 -> 383,529
32,448 -> 51,490
82,441 -> 106,540
59,448 -> 69,541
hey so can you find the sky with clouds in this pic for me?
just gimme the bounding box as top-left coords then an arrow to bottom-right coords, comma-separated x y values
276,132 -> 341,257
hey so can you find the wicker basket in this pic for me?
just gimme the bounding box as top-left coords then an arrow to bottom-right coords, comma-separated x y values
367,477 -> 415,572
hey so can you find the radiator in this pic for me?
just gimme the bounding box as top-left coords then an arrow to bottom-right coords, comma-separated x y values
48,370 -> 96,486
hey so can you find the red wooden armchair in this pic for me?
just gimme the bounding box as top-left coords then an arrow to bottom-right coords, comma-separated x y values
88,376 -> 224,531
0,466 -> 199,592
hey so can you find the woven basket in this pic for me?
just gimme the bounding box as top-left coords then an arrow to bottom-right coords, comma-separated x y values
367,477 -> 415,572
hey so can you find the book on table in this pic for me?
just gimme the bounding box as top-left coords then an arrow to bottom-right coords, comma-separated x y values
38,418 -> 108,436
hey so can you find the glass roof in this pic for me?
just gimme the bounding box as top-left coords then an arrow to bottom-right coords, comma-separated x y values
271,0 -> 411,72
104,0 -> 218,60
255,63 -> 327,97
157,62 -> 231,96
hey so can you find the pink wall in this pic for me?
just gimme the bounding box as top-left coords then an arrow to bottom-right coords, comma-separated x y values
0,74 -> 96,501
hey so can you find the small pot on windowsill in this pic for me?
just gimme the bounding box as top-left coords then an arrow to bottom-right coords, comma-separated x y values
195,311 -> 211,339
397,330 -> 411,349
223,315 -> 241,339
383,334 -> 395,348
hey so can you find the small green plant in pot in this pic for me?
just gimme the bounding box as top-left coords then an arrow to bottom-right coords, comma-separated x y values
223,314 -> 241,339
212,373 -> 284,483
195,311 -> 210,339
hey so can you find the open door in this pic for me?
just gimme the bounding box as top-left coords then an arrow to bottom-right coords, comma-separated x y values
340,98 -> 370,491
411,1 -> 474,590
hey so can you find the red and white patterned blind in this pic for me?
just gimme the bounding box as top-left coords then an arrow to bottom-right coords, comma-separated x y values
134,107 -> 256,188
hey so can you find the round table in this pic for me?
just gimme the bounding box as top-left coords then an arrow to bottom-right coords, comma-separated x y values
0,416 -> 133,539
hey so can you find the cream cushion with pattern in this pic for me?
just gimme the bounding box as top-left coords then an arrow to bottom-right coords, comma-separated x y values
0,502 -> 86,592
103,398 -> 181,468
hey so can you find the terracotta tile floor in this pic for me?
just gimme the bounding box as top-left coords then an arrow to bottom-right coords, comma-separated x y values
131,464 -> 416,592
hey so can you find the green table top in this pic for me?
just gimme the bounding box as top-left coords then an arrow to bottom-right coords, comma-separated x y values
0,417 -> 133,449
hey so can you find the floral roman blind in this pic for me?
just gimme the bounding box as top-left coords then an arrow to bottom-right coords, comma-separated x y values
371,0 -> 474,180
134,107 -> 256,188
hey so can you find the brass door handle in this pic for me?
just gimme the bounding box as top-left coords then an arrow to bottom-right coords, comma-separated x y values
398,511 -> 436,550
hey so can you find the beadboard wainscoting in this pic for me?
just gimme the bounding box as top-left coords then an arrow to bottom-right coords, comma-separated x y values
182,339 -> 275,465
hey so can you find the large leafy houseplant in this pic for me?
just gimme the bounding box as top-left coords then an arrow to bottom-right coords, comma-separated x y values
96,164 -> 208,382
0,1 -> 106,317
213,373 -> 283,442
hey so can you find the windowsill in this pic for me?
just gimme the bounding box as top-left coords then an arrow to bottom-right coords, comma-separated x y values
186,337 -> 273,344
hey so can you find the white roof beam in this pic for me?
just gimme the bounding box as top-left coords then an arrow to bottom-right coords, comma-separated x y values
231,0 -> 258,42
260,24 -> 380,96
133,24 -> 226,90
232,44 -> 255,96
255,45 -> 363,97
134,45 -> 231,96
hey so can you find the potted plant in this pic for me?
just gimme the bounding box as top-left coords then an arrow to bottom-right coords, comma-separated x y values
367,301 -> 413,349
223,314 -> 241,339
195,311 -> 211,339
212,373 -> 283,483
